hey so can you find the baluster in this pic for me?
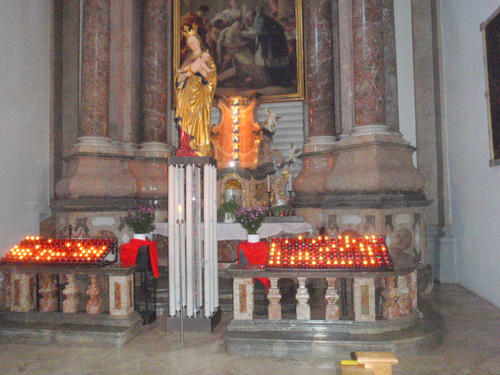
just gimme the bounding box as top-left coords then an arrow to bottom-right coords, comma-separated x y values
39,273 -> 58,312
382,276 -> 399,319
86,274 -> 103,315
325,277 -> 340,320
295,277 -> 310,320
62,274 -> 79,313
267,277 -> 281,320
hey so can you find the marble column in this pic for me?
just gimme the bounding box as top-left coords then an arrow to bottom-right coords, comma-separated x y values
293,0 -> 336,195
130,0 -> 171,201
352,0 -> 386,127
324,0 -> 425,193
54,0 -> 137,202
304,0 -> 335,138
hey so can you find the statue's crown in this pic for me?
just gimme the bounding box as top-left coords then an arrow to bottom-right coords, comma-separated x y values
181,24 -> 198,38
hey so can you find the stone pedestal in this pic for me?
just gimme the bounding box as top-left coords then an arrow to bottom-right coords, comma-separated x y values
325,126 -> 424,192
129,142 -> 171,201
294,136 -> 336,194
55,151 -> 136,199
233,277 -> 253,320
353,278 -> 375,322
10,274 -> 35,313
109,274 -> 135,317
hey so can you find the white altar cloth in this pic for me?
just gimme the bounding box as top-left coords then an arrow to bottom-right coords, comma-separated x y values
154,222 -> 313,241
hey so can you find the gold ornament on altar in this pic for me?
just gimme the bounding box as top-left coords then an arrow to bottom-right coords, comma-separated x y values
211,95 -> 262,169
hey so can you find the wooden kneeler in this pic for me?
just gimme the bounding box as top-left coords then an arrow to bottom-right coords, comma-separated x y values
340,352 -> 398,375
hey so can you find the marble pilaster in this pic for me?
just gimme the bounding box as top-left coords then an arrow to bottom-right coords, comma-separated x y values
54,0 -> 137,203
142,0 -> 169,145
233,278 -> 253,320
81,0 -> 111,139
353,278 -> 375,322
10,274 -> 35,313
109,274 -> 135,317
131,0 -> 171,201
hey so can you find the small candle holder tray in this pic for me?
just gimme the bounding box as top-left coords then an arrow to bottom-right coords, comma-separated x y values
1,236 -> 118,267
266,235 -> 394,271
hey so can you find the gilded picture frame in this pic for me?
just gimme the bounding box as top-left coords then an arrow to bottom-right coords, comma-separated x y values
174,0 -> 304,103
481,7 -> 500,166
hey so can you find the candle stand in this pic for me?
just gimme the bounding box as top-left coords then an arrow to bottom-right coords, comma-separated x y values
167,157 -> 221,336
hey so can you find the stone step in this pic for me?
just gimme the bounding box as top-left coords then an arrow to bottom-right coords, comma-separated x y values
0,314 -> 142,347
225,301 -> 443,359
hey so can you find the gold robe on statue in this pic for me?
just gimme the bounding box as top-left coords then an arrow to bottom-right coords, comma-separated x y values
175,55 -> 217,157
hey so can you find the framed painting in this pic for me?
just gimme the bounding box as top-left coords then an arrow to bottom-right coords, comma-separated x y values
481,7 -> 500,166
174,0 -> 304,103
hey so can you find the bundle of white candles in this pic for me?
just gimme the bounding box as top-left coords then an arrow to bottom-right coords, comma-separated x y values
168,160 -> 218,319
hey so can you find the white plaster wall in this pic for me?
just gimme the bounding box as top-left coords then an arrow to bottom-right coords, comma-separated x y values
441,0 -> 500,307
394,0 -> 417,158
0,1 -> 51,255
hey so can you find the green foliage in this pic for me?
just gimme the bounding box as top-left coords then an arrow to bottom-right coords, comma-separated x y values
124,206 -> 155,234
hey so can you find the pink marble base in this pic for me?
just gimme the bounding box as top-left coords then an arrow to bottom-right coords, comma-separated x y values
326,132 -> 425,192
294,152 -> 336,193
55,154 -> 136,198
129,158 -> 168,199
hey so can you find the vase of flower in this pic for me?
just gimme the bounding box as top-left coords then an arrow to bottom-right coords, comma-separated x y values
124,206 -> 155,240
234,206 -> 266,242
132,233 -> 150,241
247,234 -> 260,243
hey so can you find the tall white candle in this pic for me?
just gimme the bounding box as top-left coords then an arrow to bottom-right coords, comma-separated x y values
289,174 -> 292,190
168,165 -> 176,316
186,165 -> 194,317
203,164 -> 211,317
267,175 -> 271,191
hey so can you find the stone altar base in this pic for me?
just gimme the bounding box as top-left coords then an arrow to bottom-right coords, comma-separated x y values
0,311 -> 142,347
225,300 -> 443,360
167,307 -> 222,333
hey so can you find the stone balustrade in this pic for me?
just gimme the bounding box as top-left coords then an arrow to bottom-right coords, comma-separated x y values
1,264 -> 136,317
226,260 -> 418,330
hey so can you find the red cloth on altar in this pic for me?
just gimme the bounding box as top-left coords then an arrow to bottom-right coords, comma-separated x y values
237,241 -> 270,290
120,239 -> 159,278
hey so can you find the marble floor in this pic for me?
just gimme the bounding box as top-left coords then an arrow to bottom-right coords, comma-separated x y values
0,283 -> 498,375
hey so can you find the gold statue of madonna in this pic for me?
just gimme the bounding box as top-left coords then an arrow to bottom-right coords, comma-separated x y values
175,24 -> 217,157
